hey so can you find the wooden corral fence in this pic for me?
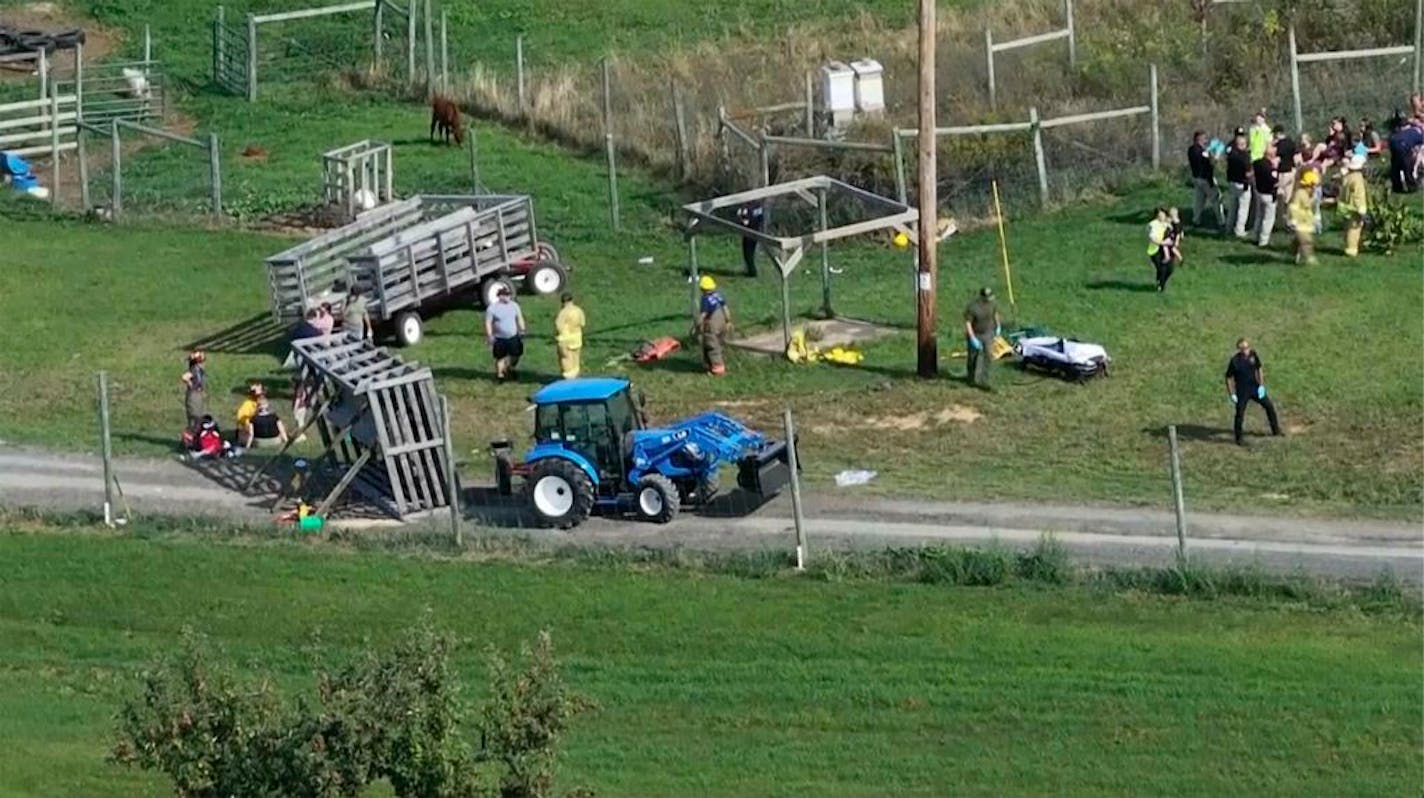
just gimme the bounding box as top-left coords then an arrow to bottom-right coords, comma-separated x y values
251,332 -> 454,519
322,139 -> 393,223
0,93 -> 76,159
74,119 -> 222,221
984,0 -> 1077,111
216,0 -> 419,102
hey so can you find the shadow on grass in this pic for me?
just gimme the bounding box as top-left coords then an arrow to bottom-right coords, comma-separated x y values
1219,252 -> 1284,266
1086,279 -> 1158,293
185,313 -> 290,358
1143,424 -> 1241,444
432,365 -> 562,385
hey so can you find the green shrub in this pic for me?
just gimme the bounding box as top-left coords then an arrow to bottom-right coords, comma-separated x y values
1364,188 -> 1424,256
111,621 -> 592,798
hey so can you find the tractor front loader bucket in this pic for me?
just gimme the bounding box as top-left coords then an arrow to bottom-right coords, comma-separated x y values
737,439 -> 797,499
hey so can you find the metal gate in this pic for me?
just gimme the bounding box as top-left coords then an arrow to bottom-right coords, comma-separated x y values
212,7 -> 249,96
54,59 -> 166,126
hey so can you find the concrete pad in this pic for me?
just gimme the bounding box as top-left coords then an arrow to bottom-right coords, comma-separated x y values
731,317 -> 895,355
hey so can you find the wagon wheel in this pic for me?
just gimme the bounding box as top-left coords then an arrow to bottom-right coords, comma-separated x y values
523,261 -> 567,296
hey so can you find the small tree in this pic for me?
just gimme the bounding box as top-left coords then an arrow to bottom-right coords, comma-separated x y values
112,623 -> 592,798
109,629 -> 284,798
477,631 -> 596,798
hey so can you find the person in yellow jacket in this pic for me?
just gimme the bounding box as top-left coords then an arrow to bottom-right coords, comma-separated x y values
553,292 -> 586,379
1288,169 -> 1319,265
1338,154 -> 1369,257
1147,207 -> 1175,292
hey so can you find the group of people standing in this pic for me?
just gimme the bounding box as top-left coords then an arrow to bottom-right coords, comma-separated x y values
1185,107 -> 1383,265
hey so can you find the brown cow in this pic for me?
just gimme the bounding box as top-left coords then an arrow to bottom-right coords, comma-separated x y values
430,96 -> 464,146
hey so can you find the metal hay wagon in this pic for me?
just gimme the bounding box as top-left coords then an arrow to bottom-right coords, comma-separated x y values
265,193 -> 568,346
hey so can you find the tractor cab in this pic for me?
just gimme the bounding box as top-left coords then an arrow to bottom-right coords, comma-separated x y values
529,378 -> 645,490
491,377 -> 796,529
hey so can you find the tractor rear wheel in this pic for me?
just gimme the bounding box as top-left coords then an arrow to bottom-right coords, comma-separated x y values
526,459 -> 594,529
635,474 -> 680,524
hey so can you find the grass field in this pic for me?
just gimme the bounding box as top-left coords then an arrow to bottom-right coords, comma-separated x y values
2,94 -> 1420,519
0,527 -> 1417,796
0,0 -> 1419,521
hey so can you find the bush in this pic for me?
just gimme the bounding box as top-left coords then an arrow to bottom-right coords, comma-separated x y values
111,621 -> 592,798
1364,188 -> 1424,255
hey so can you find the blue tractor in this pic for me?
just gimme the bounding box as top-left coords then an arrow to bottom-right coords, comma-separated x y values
490,378 -> 796,528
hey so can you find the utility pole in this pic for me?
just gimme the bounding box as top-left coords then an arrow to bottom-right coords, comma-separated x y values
916,0 -> 938,377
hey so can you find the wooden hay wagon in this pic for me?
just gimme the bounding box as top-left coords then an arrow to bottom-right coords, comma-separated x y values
265,194 -> 568,345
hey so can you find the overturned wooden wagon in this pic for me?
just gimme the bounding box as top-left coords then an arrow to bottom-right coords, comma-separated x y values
265,194 -> 568,345
247,332 -> 456,520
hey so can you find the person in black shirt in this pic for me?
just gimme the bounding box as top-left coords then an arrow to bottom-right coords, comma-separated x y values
1223,338 -> 1282,447
1270,127 -> 1296,211
1224,133 -> 1253,238
1187,131 -> 1220,227
1250,147 -> 1280,247
736,200 -> 766,277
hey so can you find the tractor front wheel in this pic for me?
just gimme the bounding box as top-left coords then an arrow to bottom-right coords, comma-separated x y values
677,472 -> 719,507
635,474 -> 680,524
526,459 -> 594,529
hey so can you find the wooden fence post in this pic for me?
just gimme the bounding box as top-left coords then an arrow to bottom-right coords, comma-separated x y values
246,14 -> 257,102
372,0 -> 382,66
818,188 -> 832,318
602,57 -> 620,231
784,406 -> 806,571
110,121 -> 122,220
143,24 -> 152,68
49,88 -> 59,207
758,133 -> 771,187
671,81 -> 689,182
1150,63 -> 1160,170
516,35 -> 526,109
985,28 -> 996,111
37,48 -> 47,101
1065,0 -> 1076,67
804,70 -> 814,136
215,6 -> 225,84
98,371 -> 115,527
77,121 -> 90,210
1030,106 -> 1048,207
475,124 -> 487,193
687,234 -> 700,324
1168,424 -> 1187,563
1288,24 -> 1302,135
208,132 -> 222,218
1415,0 -> 1423,94
892,131 -> 908,204
406,0 -> 416,89
74,40 -> 83,120
439,9 -> 448,92
423,0 -> 434,98
440,394 -> 461,546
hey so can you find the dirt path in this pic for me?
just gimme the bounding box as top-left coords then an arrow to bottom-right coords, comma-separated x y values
1,445 -> 1418,582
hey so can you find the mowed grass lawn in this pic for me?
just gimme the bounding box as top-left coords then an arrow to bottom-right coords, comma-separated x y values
0,529 -> 1417,797
1,93 -> 1421,518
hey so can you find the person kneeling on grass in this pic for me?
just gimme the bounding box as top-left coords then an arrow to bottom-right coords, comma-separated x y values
185,415 -> 237,461
242,399 -> 290,450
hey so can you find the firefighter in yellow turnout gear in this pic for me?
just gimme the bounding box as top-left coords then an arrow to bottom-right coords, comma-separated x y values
1288,168 -> 1319,265
554,292 -> 586,379
1338,154 -> 1369,258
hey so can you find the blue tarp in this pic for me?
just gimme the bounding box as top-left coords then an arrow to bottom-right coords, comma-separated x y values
1,151 -> 39,191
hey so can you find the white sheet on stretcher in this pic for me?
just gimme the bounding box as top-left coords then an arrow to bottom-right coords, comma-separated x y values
1018,336 -> 1109,365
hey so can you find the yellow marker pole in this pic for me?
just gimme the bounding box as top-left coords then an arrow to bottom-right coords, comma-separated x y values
991,179 -> 1016,308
